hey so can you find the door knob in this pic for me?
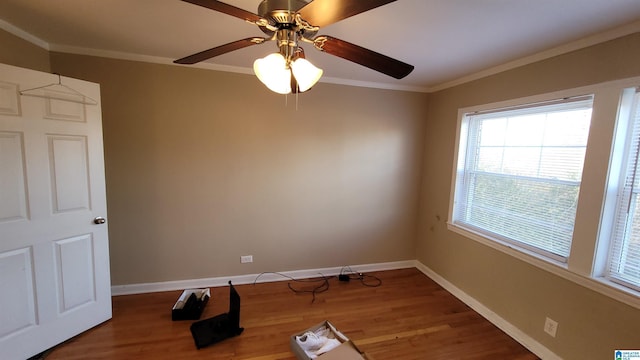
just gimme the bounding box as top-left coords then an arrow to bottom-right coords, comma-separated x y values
93,217 -> 106,224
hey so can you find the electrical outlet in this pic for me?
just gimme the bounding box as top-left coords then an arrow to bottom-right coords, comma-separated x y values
240,255 -> 253,263
544,317 -> 558,337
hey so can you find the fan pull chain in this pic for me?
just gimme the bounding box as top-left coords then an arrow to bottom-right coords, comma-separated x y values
282,93 -> 300,111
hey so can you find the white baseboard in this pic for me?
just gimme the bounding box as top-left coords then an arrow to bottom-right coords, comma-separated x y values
414,261 -> 561,360
110,260 -> 416,296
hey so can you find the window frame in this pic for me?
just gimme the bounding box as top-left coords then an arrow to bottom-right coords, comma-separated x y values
452,96 -> 593,263
604,88 -> 640,292
447,79 -> 640,310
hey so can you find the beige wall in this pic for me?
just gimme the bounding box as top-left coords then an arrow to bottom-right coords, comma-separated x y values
47,53 -> 427,285
0,29 -> 50,72
417,32 -> 640,359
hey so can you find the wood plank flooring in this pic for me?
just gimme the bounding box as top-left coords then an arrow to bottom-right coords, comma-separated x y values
45,268 -> 539,360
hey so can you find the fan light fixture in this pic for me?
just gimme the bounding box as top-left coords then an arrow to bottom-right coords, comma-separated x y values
253,49 -> 322,94
174,0 -> 414,95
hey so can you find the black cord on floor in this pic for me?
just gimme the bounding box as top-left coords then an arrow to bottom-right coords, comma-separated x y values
253,272 -> 334,303
253,266 -> 382,303
287,274 -> 332,303
339,266 -> 383,287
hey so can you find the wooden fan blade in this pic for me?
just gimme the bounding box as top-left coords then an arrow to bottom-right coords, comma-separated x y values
298,0 -> 396,28
174,37 -> 267,64
181,0 -> 263,23
313,36 -> 414,79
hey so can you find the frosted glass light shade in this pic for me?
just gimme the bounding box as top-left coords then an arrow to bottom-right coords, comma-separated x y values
291,58 -> 323,92
253,53 -> 292,94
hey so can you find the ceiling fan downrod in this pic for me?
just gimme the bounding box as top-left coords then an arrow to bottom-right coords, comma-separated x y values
276,29 -> 297,66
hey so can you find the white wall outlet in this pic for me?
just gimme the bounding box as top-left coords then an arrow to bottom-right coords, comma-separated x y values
544,317 -> 558,337
240,255 -> 253,263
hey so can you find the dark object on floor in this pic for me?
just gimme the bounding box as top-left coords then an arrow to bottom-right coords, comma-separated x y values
172,288 -> 210,321
190,281 -> 244,349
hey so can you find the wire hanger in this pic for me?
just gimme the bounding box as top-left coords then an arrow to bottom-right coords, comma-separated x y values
19,73 -> 98,105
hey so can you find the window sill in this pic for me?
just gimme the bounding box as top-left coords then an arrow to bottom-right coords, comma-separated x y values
447,222 -> 640,310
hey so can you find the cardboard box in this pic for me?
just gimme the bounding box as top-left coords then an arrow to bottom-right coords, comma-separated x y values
290,321 -> 367,360
171,288 -> 210,321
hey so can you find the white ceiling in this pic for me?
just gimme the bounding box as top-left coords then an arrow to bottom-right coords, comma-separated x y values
1,0 -> 640,92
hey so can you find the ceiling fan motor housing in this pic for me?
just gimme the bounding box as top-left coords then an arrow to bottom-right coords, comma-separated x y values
258,0 -> 318,57
258,0 -> 317,37
258,0 -> 309,19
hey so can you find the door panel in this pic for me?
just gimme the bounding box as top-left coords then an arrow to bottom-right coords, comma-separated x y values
54,234 -> 96,312
0,248 -> 37,339
0,131 -> 29,221
0,63 -> 111,360
0,81 -> 21,115
44,94 -> 86,122
48,135 -> 91,213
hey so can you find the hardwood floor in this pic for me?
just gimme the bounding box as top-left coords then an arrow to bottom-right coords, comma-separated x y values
46,268 -> 539,360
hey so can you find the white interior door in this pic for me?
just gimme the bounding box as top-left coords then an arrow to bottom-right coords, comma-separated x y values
0,63 -> 111,360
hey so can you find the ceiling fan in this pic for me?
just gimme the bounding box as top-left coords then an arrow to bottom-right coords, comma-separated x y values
174,0 -> 414,93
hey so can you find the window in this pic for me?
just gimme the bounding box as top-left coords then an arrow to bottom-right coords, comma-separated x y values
449,80 -> 640,305
452,97 -> 593,262
607,89 -> 640,291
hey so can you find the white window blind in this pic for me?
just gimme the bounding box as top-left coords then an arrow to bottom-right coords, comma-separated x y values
608,90 -> 640,291
453,97 -> 593,261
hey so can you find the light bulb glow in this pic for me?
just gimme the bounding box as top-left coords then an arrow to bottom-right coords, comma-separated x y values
253,52 -> 323,94
253,53 -> 291,94
291,58 -> 323,92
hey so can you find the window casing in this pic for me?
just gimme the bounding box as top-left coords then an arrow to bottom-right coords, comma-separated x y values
607,89 -> 640,291
452,97 -> 593,262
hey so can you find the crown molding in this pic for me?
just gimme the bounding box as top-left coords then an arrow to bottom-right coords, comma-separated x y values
3,18 -> 639,93
427,19 -> 640,92
48,44 -> 430,93
0,19 -> 49,50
